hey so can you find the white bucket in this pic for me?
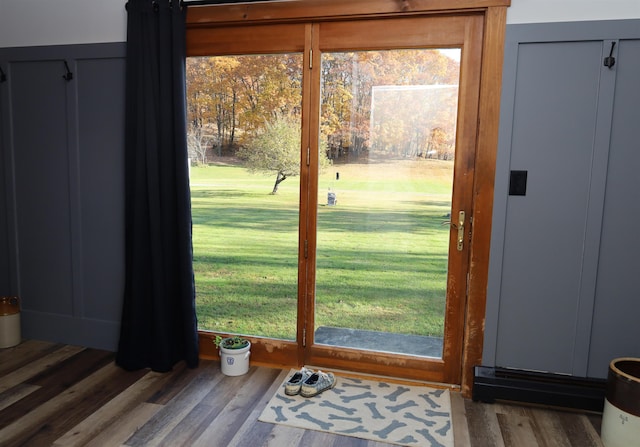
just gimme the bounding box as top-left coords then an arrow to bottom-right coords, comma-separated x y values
0,297 -> 21,349
219,342 -> 251,376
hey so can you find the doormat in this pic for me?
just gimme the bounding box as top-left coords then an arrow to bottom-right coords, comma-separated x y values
259,370 -> 454,447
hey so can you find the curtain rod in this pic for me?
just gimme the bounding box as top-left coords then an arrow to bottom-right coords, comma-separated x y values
183,0 -> 281,6
125,0 -> 280,12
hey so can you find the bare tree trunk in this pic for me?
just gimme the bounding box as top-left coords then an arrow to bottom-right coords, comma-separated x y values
271,172 -> 287,194
230,90 -> 237,146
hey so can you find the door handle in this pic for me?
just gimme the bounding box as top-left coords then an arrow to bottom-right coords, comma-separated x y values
442,211 -> 466,251
457,211 -> 465,251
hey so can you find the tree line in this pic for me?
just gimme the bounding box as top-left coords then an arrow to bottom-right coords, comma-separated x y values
186,49 -> 460,166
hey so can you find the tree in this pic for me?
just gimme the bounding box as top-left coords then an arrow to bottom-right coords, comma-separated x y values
187,57 -> 241,155
239,115 -> 331,194
187,125 -> 213,165
319,49 -> 460,161
187,54 -> 303,158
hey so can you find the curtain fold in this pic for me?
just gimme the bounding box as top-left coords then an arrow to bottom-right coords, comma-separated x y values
116,0 -> 199,372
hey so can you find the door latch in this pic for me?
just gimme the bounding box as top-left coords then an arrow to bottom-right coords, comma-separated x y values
441,211 -> 466,251
456,211 -> 465,251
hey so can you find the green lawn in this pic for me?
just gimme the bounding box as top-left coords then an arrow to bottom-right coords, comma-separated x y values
190,158 -> 453,340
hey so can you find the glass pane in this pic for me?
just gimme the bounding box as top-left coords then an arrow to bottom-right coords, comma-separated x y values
315,49 -> 461,358
187,54 -> 303,340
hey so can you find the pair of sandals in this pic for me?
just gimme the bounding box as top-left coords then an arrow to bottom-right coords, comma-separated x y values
284,367 -> 336,397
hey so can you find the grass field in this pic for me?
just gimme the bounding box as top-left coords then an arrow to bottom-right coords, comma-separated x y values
190,157 -> 453,341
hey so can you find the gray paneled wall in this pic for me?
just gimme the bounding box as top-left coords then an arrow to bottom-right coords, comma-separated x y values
588,38 -> 640,377
12,59 -> 75,316
2,24 -> 638,376
0,44 -> 126,350
485,20 -> 640,379
0,101 -> 9,292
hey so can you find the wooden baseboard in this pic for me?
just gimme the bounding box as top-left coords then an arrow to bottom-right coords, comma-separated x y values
472,366 -> 606,412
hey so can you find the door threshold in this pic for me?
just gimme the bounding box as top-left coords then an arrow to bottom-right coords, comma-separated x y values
314,326 -> 443,358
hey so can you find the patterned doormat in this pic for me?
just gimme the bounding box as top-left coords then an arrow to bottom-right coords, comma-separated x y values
259,370 -> 454,446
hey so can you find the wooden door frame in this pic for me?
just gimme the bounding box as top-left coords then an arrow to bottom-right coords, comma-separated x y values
190,0 -> 509,397
302,14 -> 483,387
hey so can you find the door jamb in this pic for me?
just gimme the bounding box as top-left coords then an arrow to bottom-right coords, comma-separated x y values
190,0 -> 509,398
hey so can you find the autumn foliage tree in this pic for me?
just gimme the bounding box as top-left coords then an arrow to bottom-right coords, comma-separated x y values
186,49 -> 459,165
321,50 -> 459,161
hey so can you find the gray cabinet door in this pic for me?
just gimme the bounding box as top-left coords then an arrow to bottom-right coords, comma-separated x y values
1,44 -> 126,350
76,57 -> 126,324
0,99 -> 9,294
495,41 -> 603,374
11,60 -> 75,315
588,39 -> 640,377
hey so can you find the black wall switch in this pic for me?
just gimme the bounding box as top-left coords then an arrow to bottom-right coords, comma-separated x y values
509,170 -> 528,196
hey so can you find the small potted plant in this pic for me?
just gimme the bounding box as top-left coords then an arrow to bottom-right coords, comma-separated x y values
215,335 -> 251,376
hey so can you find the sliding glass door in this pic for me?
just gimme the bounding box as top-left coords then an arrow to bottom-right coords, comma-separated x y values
313,49 -> 460,359
188,53 -> 303,341
188,14 -> 484,384
302,17 -> 482,383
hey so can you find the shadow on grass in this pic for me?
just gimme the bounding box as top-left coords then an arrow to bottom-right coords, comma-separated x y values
196,269 -> 446,338
195,246 -> 448,337
193,205 -> 453,235
194,249 -> 448,275
192,182 -> 451,338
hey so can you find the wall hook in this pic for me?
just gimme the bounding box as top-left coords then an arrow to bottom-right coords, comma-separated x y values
0,66 -> 6,83
604,42 -> 616,69
63,61 -> 73,81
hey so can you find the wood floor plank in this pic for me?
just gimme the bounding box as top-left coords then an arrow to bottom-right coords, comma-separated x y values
0,340 -> 61,376
365,440 -> 400,446
496,411 -> 540,447
528,407 -> 573,447
332,436 -> 370,446
344,440 -> 372,447
25,346 -> 113,387
0,362 -> 123,446
299,428 -> 347,446
464,400 -> 507,447
189,367 -> 283,447
0,344 -> 85,393
145,360 -> 203,405
0,383 -> 41,413
23,362 -> 148,446
494,402 -> 531,417
451,391 -> 471,447
260,424 -> 306,447
53,369 -> 178,446
586,413 -> 602,437
225,369 -> 291,447
124,362 -> 226,446
84,402 -> 164,447
0,348 -> 113,428
558,412 -> 604,447
5,363 -> 147,446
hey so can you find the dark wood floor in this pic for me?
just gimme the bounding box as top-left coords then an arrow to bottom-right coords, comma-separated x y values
0,341 -> 604,446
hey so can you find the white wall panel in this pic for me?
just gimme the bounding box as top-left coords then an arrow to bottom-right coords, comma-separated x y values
507,0 -> 640,24
0,0 -> 126,47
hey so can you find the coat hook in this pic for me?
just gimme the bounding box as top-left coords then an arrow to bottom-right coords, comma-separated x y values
63,60 -> 73,81
0,66 -> 6,83
604,42 -> 616,69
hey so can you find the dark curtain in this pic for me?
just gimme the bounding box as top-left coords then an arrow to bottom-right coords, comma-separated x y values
116,0 -> 199,372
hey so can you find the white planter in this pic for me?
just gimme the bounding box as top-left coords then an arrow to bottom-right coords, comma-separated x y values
601,358 -> 640,447
219,341 -> 251,376
0,297 -> 21,348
